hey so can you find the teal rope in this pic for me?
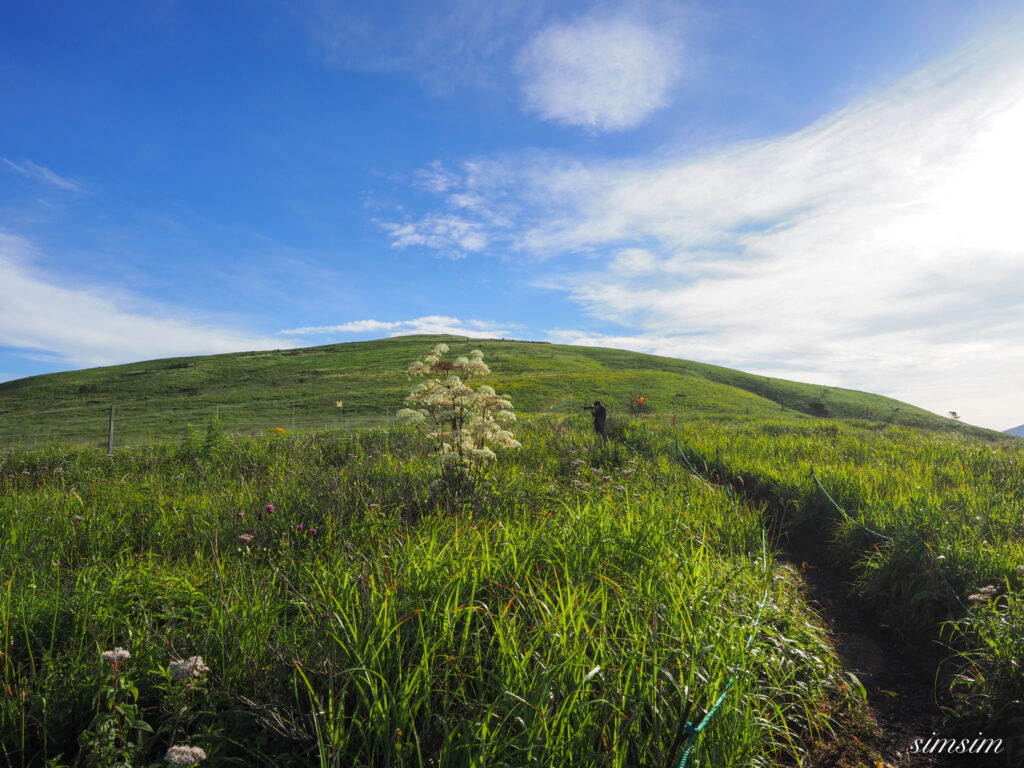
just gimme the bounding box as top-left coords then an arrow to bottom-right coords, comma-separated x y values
914,535 -> 974,616
810,468 -> 893,541
676,684 -> 735,767
674,438 -> 704,477
811,470 -> 972,615
677,531 -> 771,768
625,424 -> 974,766
643,422 -> 672,444
620,437 -> 657,455
618,422 -> 777,766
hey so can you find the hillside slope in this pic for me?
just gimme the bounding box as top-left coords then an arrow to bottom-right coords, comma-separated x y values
0,335 -> 997,448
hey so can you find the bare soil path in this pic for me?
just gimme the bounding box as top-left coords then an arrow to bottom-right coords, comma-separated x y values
779,527 -> 989,768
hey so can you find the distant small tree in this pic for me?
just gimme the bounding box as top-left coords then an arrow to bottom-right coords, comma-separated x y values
948,411 -> 960,421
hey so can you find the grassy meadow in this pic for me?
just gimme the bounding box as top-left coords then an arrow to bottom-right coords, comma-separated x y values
0,335 -> 996,451
2,418 -> 856,767
649,417 -> 1024,745
2,336 -> 1023,766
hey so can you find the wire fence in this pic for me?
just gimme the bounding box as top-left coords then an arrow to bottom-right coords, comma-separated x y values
0,392 -> 600,452
0,400 -> 403,452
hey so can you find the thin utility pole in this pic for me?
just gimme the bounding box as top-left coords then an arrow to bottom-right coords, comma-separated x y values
107,404 -> 115,456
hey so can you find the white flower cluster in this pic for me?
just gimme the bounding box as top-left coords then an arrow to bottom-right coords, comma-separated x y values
398,345 -> 519,467
170,655 -> 210,681
968,585 -> 998,604
101,647 -> 131,667
165,744 -> 207,766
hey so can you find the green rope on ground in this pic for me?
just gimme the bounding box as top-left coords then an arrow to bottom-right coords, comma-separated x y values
674,438 -> 704,477
617,422 -> 776,767
676,682 -> 736,768
626,422 -> 974,766
620,437 -> 657,455
643,422 -> 672,444
676,530 -> 771,768
811,470 -> 973,615
810,468 -> 893,541
914,536 -> 974,616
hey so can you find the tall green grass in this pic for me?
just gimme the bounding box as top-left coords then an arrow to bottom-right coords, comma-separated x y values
0,419 -> 852,766
634,415 -> 1024,752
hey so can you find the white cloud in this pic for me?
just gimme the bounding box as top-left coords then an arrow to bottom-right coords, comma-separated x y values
280,315 -> 516,339
516,15 -> 681,131
381,160 -> 521,256
382,214 -> 488,256
414,161 -> 460,194
295,0 -> 549,92
399,21 -> 1024,430
0,232 -> 291,368
611,247 -> 660,274
281,320 -> 403,335
2,157 -> 82,192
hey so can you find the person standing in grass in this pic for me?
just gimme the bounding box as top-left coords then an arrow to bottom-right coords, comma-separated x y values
584,400 -> 608,443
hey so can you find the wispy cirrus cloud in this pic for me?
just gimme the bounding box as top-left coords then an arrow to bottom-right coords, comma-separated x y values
0,232 -> 291,369
279,315 -> 517,339
291,0 -> 551,92
2,157 -> 83,192
516,13 -> 684,131
293,0 -> 687,124
387,20 -> 1024,429
381,214 -> 489,256
380,158 -> 522,257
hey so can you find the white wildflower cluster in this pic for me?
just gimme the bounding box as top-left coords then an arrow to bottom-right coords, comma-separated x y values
101,647 -> 131,667
968,585 -> 999,604
170,655 -> 210,681
165,744 -> 207,766
397,344 -> 519,468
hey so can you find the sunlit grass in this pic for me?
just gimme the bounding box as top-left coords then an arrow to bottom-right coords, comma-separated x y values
0,419 -> 852,766
639,415 -> 1024,750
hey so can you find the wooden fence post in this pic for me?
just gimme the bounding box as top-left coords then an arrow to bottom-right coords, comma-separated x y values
107,404 -> 115,456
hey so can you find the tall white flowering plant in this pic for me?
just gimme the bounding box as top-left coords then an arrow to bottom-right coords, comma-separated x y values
396,344 -> 519,502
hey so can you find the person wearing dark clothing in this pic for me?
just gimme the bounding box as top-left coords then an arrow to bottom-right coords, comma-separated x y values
585,400 -> 608,443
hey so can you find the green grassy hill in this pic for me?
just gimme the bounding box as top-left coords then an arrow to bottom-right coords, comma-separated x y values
4,339 -> 1024,765
0,334 -> 997,449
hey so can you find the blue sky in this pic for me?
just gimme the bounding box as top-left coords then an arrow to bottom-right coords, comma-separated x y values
2,1 -> 1024,430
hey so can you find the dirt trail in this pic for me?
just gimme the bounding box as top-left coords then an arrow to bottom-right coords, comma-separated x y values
779,528 -> 983,768
657,442 -> 1006,765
